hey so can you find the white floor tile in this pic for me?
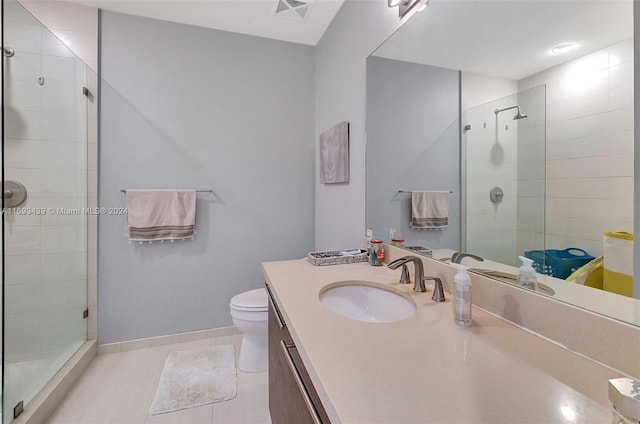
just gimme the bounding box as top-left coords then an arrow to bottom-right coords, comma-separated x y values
48,335 -> 269,424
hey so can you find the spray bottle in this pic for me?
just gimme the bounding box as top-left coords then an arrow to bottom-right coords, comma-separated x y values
517,256 -> 539,292
452,263 -> 472,326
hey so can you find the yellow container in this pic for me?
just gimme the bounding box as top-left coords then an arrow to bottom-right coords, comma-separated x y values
566,256 -> 603,289
603,231 -> 633,297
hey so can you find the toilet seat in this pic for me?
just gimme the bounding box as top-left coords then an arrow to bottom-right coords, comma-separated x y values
230,288 -> 268,312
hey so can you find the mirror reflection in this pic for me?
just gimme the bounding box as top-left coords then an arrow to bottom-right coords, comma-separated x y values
365,0 -> 639,326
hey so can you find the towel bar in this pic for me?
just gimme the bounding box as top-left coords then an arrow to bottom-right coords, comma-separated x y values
120,189 -> 214,193
398,190 -> 453,194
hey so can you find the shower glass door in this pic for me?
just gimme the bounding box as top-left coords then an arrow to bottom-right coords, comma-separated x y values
463,85 -> 546,267
2,0 -> 88,421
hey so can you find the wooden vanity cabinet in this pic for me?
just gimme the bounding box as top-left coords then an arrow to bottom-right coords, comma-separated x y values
266,283 -> 330,424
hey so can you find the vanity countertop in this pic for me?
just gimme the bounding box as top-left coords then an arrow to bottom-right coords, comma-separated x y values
262,258 -> 622,423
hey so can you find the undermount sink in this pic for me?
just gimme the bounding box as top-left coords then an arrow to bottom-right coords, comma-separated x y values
320,281 -> 416,323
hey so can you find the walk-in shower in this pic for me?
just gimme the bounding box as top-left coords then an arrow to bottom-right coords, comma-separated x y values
494,105 -> 528,120
2,0 -> 91,421
464,86 -> 545,267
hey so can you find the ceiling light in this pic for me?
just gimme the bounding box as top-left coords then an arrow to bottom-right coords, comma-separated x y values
551,43 -> 576,54
388,0 -> 405,7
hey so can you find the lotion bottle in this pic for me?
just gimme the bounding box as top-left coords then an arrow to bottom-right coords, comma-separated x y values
517,256 -> 539,292
452,263 -> 472,326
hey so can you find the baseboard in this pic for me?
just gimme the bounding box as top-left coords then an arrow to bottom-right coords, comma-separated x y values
97,326 -> 237,355
14,339 -> 97,424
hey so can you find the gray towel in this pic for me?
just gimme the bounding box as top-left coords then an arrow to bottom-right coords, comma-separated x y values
410,191 -> 449,230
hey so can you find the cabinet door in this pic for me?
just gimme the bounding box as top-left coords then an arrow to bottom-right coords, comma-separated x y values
268,301 -> 320,424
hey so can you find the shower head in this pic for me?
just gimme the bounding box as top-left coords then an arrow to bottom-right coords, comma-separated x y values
494,105 -> 528,120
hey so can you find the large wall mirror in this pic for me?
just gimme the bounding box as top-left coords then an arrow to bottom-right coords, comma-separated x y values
366,0 -> 639,326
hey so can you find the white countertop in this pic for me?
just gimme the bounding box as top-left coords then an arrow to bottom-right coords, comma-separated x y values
263,258 -> 621,424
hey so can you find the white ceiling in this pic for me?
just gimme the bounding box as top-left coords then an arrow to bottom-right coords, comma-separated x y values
69,0 -> 345,45
374,0 -> 633,80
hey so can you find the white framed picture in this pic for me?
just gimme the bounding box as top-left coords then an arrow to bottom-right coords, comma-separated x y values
319,121 -> 349,184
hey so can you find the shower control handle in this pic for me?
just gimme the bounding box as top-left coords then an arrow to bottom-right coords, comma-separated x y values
2,181 -> 28,207
490,186 -> 504,205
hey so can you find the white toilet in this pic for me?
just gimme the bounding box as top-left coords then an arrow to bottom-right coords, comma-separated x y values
229,288 -> 268,372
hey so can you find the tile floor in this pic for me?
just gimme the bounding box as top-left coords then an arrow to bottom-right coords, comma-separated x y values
47,334 -> 270,424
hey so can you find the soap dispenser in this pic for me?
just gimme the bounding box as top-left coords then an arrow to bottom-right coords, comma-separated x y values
517,256 -> 539,292
452,264 -> 472,326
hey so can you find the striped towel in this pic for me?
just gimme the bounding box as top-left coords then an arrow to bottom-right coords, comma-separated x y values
410,191 -> 449,230
126,190 -> 196,241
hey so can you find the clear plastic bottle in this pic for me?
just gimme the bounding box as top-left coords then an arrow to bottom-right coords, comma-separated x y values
452,264 -> 472,326
517,256 -> 539,292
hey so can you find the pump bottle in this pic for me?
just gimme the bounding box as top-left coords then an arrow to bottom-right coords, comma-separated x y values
517,256 -> 539,292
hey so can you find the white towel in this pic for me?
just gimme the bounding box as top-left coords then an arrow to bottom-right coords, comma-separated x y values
126,189 -> 196,241
410,191 -> 449,230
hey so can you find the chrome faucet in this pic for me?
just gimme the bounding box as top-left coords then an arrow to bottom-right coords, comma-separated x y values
388,256 -> 446,301
424,276 -> 445,302
451,251 -> 484,264
389,256 -> 425,292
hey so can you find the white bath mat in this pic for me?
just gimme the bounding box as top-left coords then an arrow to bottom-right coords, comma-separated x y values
149,345 -> 237,415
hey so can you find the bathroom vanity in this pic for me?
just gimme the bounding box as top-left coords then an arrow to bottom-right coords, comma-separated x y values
263,257 -> 623,423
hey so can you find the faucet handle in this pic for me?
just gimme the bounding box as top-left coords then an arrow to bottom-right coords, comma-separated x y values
423,276 -> 445,302
400,264 -> 411,284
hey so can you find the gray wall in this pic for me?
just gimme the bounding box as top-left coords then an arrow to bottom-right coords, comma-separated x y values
99,12 -> 315,344
315,1 -> 409,250
366,57 -> 460,248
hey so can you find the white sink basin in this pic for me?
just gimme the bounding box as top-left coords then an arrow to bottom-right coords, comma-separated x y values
320,281 -> 416,323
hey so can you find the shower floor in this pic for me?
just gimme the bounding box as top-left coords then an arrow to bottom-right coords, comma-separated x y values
3,340 -> 85,419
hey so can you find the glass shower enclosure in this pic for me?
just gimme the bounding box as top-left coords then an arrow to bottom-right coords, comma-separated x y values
2,0 -> 89,421
463,85 -> 546,267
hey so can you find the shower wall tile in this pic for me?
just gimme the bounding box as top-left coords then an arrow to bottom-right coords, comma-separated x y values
4,22 -> 42,53
40,169 -> 87,197
5,254 -> 42,284
608,176 -> 634,198
6,109 -> 41,140
7,80 -> 41,111
41,225 -> 87,253
40,112 -> 78,141
41,55 -> 77,85
42,253 -> 87,282
608,107 -> 634,132
609,84 -> 633,110
608,62 -> 633,89
5,226 -> 42,255
518,38 -> 634,256
609,39 -> 633,66
41,29 -> 77,59
608,197 -> 634,222
545,178 -> 567,198
4,139 -> 42,168
41,84 -> 77,113
545,216 -> 568,236
6,51 -> 40,82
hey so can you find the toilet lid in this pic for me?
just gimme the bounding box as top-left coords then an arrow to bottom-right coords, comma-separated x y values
230,288 -> 268,311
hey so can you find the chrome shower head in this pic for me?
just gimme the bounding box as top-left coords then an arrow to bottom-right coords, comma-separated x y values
494,105 -> 527,120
